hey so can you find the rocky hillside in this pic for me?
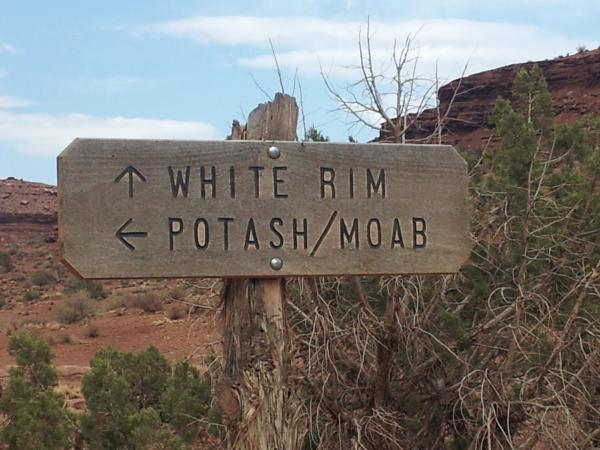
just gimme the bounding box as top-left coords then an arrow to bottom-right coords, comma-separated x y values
0,178 -> 57,227
0,177 -> 220,391
380,48 -> 600,149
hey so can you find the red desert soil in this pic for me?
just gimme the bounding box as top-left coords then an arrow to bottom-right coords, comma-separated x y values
0,178 -> 222,394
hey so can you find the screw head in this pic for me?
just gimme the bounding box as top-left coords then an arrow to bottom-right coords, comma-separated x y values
269,257 -> 283,271
267,146 -> 281,159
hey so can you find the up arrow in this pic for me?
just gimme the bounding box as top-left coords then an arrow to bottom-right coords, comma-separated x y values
114,165 -> 146,198
116,218 -> 148,251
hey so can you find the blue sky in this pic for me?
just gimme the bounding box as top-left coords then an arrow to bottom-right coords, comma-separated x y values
0,0 -> 598,184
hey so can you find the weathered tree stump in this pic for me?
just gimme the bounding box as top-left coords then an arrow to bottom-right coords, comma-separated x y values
220,93 -> 306,450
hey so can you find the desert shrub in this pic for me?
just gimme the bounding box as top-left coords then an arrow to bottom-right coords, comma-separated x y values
8,330 -> 57,386
85,323 -> 99,338
161,360 -> 219,442
99,295 -> 125,313
0,337 -> 215,449
125,293 -> 163,313
167,304 -> 187,320
0,331 -> 74,449
80,346 -> 171,449
168,285 -> 185,300
65,278 -> 107,299
127,408 -> 183,449
30,271 -> 54,287
55,333 -> 83,345
0,294 -> 6,309
0,252 -> 11,273
22,289 -> 41,303
2,322 -> 20,336
55,332 -> 77,345
11,273 -> 25,282
54,292 -> 97,324
81,346 -> 217,448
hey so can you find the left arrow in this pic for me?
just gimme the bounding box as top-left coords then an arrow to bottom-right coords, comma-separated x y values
114,166 -> 146,198
116,218 -> 148,251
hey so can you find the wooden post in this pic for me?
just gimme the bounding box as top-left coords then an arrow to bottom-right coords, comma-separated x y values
220,93 -> 306,450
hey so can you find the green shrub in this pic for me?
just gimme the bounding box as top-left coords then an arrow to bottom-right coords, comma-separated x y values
81,346 -> 171,449
22,289 -> 41,303
0,331 -> 73,449
304,125 -> 330,142
0,335 -> 217,449
0,252 -> 11,273
30,271 -> 54,287
54,292 -> 97,324
437,309 -> 468,341
81,346 -> 217,448
127,408 -> 183,449
65,278 -> 107,299
7,330 -> 57,387
161,360 -> 219,442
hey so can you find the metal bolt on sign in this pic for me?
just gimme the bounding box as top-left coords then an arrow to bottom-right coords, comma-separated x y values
270,257 -> 283,271
267,146 -> 281,159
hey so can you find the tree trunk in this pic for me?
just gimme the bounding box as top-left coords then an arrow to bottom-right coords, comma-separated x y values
220,93 -> 306,450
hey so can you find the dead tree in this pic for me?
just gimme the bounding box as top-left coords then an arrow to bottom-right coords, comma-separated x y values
322,19 -> 466,144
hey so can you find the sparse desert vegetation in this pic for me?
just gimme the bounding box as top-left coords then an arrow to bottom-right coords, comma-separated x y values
64,278 -> 107,299
84,323 -> 99,338
124,292 -> 164,313
0,331 -> 220,449
0,252 -> 11,273
54,292 -> 97,324
30,271 -> 54,287
22,289 -> 41,303
167,304 -> 187,321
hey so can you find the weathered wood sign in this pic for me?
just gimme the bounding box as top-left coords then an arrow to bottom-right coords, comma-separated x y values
58,138 -> 470,279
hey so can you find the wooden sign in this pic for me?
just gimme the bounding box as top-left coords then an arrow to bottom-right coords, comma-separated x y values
58,138 -> 470,279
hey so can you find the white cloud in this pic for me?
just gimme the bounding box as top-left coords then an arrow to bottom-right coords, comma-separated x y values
69,76 -> 146,94
0,111 -> 221,157
145,16 -> 355,48
0,95 -> 34,108
0,42 -> 17,55
143,16 -> 579,79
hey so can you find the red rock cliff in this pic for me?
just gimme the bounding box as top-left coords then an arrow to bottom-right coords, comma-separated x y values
379,48 -> 600,149
0,178 -> 57,225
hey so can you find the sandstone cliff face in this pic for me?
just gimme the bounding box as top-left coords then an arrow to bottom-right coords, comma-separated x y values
380,48 -> 600,149
0,178 -> 57,225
